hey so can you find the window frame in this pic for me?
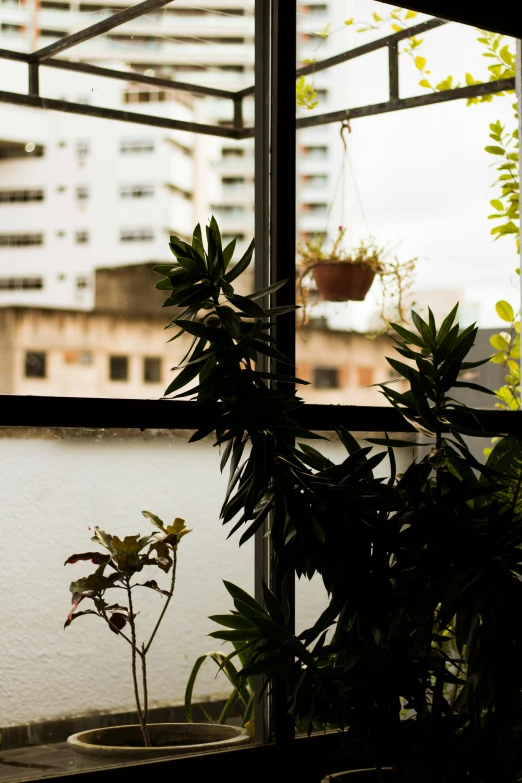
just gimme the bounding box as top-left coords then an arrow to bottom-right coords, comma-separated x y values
0,0 -> 520,777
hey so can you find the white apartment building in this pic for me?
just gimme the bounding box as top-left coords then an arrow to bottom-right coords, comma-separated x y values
0,1 -> 348,309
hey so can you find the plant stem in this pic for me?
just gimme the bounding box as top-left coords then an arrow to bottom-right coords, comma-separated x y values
141,642 -> 148,727
126,577 -> 151,747
144,548 -> 178,654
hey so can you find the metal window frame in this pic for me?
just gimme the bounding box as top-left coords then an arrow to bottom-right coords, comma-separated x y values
0,0 -> 521,778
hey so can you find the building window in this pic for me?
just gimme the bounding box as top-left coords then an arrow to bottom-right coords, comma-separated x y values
302,3 -> 329,15
357,366 -> 374,387
222,177 -> 245,190
40,27 -> 67,36
211,205 -> 246,217
76,186 -> 90,201
302,145 -> 328,160
77,140 -> 90,156
313,367 -> 339,389
303,203 -> 328,215
120,184 -> 155,199
124,90 -> 171,104
0,277 -> 43,290
302,174 -> 328,188
75,230 -> 89,244
120,140 -> 155,154
109,355 -> 128,381
0,189 -> 44,203
222,148 -> 245,159
120,228 -> 154,242
25,351 -> 46,379
76,275 -> 89,289
143,357 -> 162,383
0,233 -> 43,247
223,233 -> 245,244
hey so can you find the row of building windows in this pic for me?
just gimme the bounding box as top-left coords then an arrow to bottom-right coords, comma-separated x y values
0,230 -> 157,246
0,277 -> 43,290
313,366 -> 374,389
25,352 -> 162,383
0,184 -> 166,203
0,189 -> 44,203
4,1 -> 247,16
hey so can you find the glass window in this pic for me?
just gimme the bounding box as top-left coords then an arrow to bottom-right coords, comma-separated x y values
109,355 -> 128,381
143,357 -> 162,384
120,229 -> 154,242
120,140 -> 155,154
75,230 -> 89,244
313,367 -> 339,388
0,189 -> 44,203
0,234 -> 43,247
76,186 -> 89,201
25,351 -> 46,378
120,184 -> 155,199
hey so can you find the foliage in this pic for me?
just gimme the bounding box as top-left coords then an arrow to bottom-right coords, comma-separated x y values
297,227 -> 416,327
296,74 -> 319,110
64,513 -> 191,747
202,299 -> 522,780
184,645 -> 255,737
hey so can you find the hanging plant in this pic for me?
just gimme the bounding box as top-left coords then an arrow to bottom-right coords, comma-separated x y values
297,227 -> 416,329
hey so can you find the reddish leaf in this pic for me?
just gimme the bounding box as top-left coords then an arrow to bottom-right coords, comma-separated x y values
136,580 -> 172,598
64,552 -> 111,566
109,612 -> 127,634
64,609 -> 98,628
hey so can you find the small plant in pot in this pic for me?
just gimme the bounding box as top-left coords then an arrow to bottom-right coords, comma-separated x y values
297,228 -> 416,328
64,511 -> 250,764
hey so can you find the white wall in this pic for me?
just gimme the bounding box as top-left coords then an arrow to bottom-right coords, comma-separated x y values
0,428 -> 411,728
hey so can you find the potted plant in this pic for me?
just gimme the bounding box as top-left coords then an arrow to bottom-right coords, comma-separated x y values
64,511 -> 250,765
298,229 -> 382,303
297,228 -> 416,329
154,222 -> 522,780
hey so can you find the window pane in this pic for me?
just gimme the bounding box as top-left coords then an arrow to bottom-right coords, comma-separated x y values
0,2 -> 255,400
295,0 -> 519,410
109,355 -> 128,381
0,428 -> 254,777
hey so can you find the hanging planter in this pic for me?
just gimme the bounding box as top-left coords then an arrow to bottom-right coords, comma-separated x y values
311,260 -> 378,302
297,228 -> 416,330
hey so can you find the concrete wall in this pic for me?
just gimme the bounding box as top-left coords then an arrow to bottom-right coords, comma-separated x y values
0,428 -> 412,728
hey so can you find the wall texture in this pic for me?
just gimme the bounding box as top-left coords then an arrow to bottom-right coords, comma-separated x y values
0,429 -> 376,728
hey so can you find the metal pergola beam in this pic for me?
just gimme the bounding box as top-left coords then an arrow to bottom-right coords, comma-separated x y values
296,17 -> 447,78
0,89 -> 240,138
31,0 -> 176,60
295,77 -> 516,130
0,18 -> 516,141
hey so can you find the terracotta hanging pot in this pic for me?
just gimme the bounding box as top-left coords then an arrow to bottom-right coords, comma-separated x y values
311,260 -> 377,302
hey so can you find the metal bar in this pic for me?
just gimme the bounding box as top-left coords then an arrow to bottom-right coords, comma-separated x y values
28,61 -> 39,96
388,41 -> 399,101
233,97 -> 244,129
0,396 -> 520,433
44,58 -> 237,100
296,77 -> 516,130
270,0 -> 296,746
297,17 -> 447,78
254,0 -> 271,746
0,90 -> 241,139
0,47 -> 31,63
0,47 -> 236,99
32,0 -> 176,60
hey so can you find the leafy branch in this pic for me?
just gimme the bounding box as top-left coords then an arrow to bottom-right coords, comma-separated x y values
64,513 -> 190,747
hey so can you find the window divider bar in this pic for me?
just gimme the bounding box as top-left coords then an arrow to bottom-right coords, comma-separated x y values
388,41 -> 399,101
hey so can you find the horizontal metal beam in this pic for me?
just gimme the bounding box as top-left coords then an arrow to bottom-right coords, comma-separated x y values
32,0 -> 176,60
0,90 -> 241,138
0,46 -> 237,100
44,58 -> 237,100
297,17 -> 447,78
296,77 -> 516,130
0,395 -> 520,434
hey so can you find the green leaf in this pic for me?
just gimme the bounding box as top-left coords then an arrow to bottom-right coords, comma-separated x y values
415,56 -> 426,70
141,510 -> 166,531
485,146 -> 506,155
490,333 -> 510,351
496,300 -> 515,322
390,322 -> 424,348
223,238 -> 236,270
226,294 -> 265,318
224,239 -> 255,283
